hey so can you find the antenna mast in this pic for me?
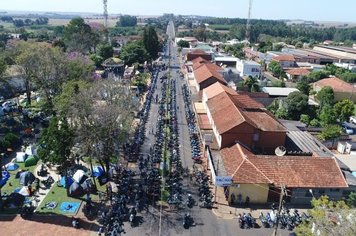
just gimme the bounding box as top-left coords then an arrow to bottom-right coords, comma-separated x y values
245,0 -> 253,44
103,0 -> 110,43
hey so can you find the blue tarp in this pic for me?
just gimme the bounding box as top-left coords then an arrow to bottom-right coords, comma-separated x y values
59,176 -> 73,188
59,202 -> 80,214
2,171 -> 10,181
93,166 -> 104,177
7,163 -> 19,171
0,179 -> 7,188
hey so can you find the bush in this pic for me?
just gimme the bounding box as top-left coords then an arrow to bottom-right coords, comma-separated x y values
4,132 -> 20,148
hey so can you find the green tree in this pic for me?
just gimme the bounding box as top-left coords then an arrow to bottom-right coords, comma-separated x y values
193,25 -> 207,42
120,41 -> 149,65
177,40 -> 190,48
97,43 -> 113,60
346,192 -> 356,207
295,196 -> 354,236
0,56 -> 6,79
300,114 -> 310,126
37,117 -> 74,196
63,17 -> 99,53
143,25 -> 160,60
297,77 -> 311,95
319,104 -> 337,126
54,80 -> 91,116
268,60 -> 284,79
307,70 -> 328,82
117,15 -> 137,27
334,99 -> 355,122
316,86 -> 334,107
285,91 -> 309,120
90,54 -> 104,67
244,76 -> 260,92
319,124 -> 342,141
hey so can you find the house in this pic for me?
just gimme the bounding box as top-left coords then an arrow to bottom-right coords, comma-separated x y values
202,82 -> 237,104
218,143 -> 348,204
236,60 -> 261,78
192,57 -> 222,71
186,49 -> 212,62
313,77 -> 356,102
214,56 -> 239,67
193,64 -> 227,91
285,68 -> 310,81
262,87 -> 300,98
272,55 -> 296,68
205,91 -> 287,150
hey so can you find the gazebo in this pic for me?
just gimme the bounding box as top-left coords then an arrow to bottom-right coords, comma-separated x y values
102,57 -> 125,76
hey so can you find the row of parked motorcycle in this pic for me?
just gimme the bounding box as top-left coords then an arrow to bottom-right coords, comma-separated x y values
238,207 -> 311,230
181,84 -> 202,164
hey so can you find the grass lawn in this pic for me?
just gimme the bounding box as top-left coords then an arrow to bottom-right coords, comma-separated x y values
37,184 -> 81,215
1,162 -> 38,196
37,177 -> 107,215
0,162 -> 38,215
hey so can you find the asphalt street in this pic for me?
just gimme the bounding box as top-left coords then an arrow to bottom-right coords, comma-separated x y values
123,21 -> 292,236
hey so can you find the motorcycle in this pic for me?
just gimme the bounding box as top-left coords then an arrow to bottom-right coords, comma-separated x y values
183,213 -> 195,229
20,205 -> 33,218
129,207 -> 136,227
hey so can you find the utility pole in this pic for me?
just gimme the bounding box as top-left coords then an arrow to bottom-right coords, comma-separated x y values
245,0 -> 253,45
273,184 -> 286,236
103,0 -> 110,44
214,159 -> 219,203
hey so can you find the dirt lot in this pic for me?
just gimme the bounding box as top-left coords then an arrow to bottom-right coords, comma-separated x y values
0,214 -> 98,236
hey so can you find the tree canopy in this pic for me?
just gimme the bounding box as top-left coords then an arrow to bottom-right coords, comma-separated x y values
143,25 -> 160,60
285,91 -> 309,120
117,15 -> 137,27
334,99 -> 355,122
63,17 -> 99,53
319,124 -> 342,141
177,40 -> 190,48
316,86 -> 334,107
97,43 -> 114,60
120,40 -> 149,65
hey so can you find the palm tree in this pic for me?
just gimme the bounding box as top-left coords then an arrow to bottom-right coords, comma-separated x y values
244,76 -> 260,92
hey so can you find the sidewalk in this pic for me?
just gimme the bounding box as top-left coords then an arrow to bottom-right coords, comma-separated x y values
211,184 -> 310,220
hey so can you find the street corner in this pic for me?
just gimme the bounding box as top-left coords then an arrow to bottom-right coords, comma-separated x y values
212,204 -> 237,220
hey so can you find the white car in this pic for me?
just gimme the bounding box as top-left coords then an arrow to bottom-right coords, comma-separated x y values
342,125 -> 354,135
350,116 -> 356,124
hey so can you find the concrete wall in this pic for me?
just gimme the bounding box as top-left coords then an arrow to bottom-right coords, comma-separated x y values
290,187 -> 355,205
257,131 -> 286,153
228,184 -> 269,204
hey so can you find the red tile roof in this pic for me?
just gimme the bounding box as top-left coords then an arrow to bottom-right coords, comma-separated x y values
203,82 -> 238,100
273,55 -> 295,62
192,56 -> 208,65
206,92 -> 285,134
194,64 -> 227,85
286,68 -> 310,76
193,61 -> 222,71
220,143 -> 348,188
314,77 -> 354,93
197,114 -> 212,130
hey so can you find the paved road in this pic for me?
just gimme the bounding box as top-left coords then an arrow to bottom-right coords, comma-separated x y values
123,21 -> 292,236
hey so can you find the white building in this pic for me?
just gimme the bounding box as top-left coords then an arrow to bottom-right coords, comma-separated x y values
236,60 -> 261,78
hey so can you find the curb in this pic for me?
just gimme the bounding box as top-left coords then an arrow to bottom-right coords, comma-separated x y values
211,206 -> 237,220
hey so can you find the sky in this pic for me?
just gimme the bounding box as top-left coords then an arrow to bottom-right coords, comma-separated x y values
1,0 -> 356,22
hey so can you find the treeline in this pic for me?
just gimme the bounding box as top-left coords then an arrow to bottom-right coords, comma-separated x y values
204,17 -> 356,43
0,16 -> 49,27
117,15 -> 137,27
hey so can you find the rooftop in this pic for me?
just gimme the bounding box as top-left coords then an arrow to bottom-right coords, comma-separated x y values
207,92 -> 286,135
220,143 -> 348,188
273,55 -> 296,62
202,82 -> 237,100
262,87 -> 300,97
314,77 -> 355,93
285,68 -> 311,76
193,64 -> 227,85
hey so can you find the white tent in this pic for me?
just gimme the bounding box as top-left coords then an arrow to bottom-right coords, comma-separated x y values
16,152 -> 27,162
18,186 -> 30,196
73,169 -> 85,183
25,145 -> 37,156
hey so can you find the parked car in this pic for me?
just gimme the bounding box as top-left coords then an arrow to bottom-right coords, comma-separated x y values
342,124 -> 354,135
350,116 -> 356,124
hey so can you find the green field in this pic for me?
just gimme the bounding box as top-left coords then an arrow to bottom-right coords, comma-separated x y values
209,24 -> 232,30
